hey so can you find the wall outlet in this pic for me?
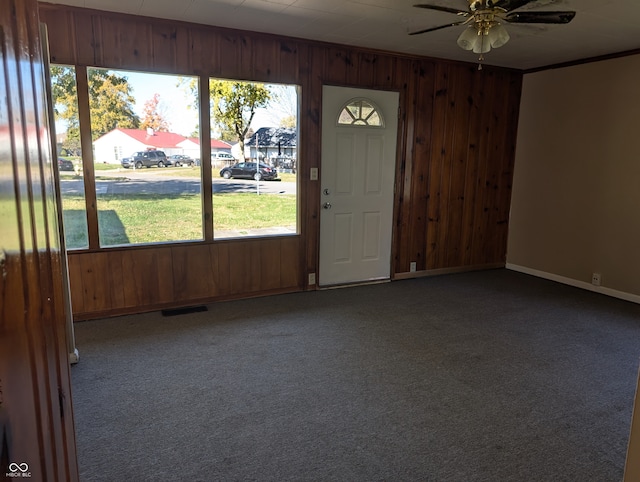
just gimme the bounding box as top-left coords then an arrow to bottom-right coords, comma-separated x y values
310,167 -> 318,181
592,272 -> 601,286
410,261 -> 417,272
308,273 -> 316,285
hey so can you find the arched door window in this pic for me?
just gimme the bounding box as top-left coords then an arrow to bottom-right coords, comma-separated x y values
337,98 -> 384,127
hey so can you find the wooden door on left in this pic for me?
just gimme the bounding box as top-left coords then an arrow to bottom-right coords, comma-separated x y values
0,0 -> 79,480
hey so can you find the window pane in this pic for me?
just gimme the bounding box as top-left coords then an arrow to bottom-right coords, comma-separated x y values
87,68 -> 202,246
338,99 -> 383,127
211,80 -> 298,239
50,65 -> 88,250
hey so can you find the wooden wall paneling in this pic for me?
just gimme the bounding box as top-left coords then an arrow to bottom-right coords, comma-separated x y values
1,0 -> 79,477
280,236 -> 301,288
228,241 -> 253,294
66,255 -> 85,313
391,60 -> 411,276
105,250 -> 127,309
77,251 -> 112,312
155,248 -> 176,304
218,31 -> 252,80
324,46 -> 355,86
187,26 -> 217,76
486,71 -> 519,263
467,70 -> 491,266
43,7 -> 76,65
214,243 -> 231,295
357,52 -> 377,87
249,241 -> 263,292
470,69 -> 500,265
302,45 -> 323,288
443,65 -> 475,268
425,63 -> 451,269
460,69 -> 484,267
278,39 -> 301,85
396,60 -> 424,272
259,238 -> 282,291
252,36 -> 278,81
98,15 -> 150,70
483,79 -> 507,263
71,9 -> 102,66
150,22 -> 183,74
364,53 -> 397,89
171,244 -> 215,300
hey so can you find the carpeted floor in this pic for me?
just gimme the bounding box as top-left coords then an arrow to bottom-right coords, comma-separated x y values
70,269 -> 640,481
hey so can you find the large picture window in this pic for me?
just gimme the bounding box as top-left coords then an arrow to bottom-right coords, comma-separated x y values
50,67 -> 299,249
50,65 -> 88,250
209,79 -> 299,239
88,68 -> 202,247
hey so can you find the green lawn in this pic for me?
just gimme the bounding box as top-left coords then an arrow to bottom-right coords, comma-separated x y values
62,192 -> 296,248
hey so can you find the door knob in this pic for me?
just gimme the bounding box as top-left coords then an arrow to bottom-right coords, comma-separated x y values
323,202 -> 332,210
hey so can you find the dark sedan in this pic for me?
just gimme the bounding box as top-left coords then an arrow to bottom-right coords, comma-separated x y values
57,157 -> 74,171
219,162 -> 278,181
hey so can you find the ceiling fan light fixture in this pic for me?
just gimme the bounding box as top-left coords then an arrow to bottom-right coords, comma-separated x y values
457,26 -> 480,51
487,23 -> 510,48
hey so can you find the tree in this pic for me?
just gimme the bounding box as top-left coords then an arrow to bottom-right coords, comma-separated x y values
181,78 -> 271,157
210,80 -> 270,158
267,84 -> 298,128
141,93 -> 170,132
279,115 -> 297,128
50,66 -> 140,142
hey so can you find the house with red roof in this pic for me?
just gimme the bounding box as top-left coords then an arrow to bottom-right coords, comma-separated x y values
93,128 -> 232,164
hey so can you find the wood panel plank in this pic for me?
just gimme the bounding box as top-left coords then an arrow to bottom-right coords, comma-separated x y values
444,64 -> 474,267
260,238 -> 282,291
216,243 -> 231,295
426,63 -> 450,269
98,15 -> 152,70
460,69 -> 484,266
280,236 -> 301,288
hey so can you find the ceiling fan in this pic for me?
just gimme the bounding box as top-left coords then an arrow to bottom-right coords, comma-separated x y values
410,0 -> 576,66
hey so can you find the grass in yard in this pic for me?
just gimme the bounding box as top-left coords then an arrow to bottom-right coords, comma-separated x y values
213,193 -> 296,232
61,192 -> 296,248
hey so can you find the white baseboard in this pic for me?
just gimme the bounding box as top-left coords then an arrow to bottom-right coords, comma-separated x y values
506,263 -> 640,305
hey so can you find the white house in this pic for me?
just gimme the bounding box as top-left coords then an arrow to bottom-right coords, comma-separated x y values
93,128 -> 232,164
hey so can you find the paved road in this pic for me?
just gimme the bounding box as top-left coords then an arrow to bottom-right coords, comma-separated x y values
59,169 -> 296,196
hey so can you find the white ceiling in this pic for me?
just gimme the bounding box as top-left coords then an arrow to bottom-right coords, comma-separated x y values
44,0 -> 640,70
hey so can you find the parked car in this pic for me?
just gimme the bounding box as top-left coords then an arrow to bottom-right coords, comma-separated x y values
57,157 -> 74,171
167,154 -> 195,167
121,150 -> 168,168
219,162 -> 278,181
211,152 -> 235,164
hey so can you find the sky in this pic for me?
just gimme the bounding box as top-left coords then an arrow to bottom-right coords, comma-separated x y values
121,70 -> 296,138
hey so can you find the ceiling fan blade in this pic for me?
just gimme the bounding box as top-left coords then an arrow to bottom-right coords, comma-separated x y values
505,10 -> 576,24
487,0 -> 538,12
409,21 -> 466,36
413,4 -> 470,16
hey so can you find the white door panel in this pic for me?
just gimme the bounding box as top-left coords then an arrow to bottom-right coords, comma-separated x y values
319,86 -> 399,286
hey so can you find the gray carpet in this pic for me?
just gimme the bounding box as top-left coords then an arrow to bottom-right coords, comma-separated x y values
70,269 -> 640,481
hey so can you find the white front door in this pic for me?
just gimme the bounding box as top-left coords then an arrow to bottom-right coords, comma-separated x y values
319,86 -> 399,286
